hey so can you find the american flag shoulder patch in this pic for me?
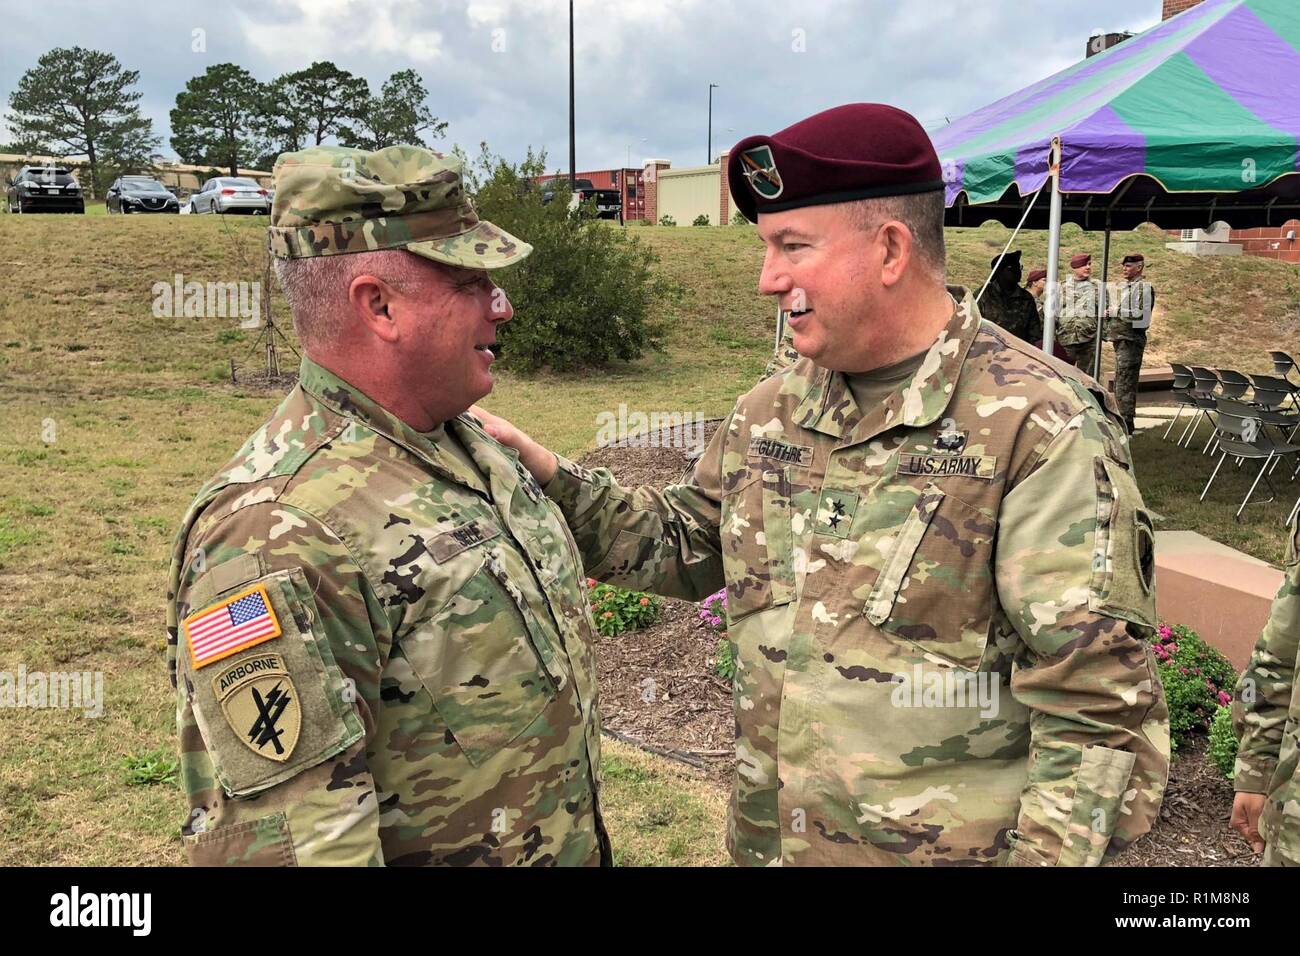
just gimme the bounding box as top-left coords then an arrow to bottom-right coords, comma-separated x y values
184,582 -> 283,670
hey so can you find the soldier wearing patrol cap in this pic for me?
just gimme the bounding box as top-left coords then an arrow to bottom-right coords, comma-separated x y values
1058,253 -> 1102,371
477,103 -> 1170,867
977,250 -> 1038,344
165,145 -> 609,866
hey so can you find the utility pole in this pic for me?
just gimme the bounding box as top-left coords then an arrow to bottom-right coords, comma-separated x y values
708,83 -> 719,164
569,0 -> 576,187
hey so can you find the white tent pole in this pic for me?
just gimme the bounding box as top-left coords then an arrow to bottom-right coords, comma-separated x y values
1043,137 -> 1064,355
975,181 -> 1045,305
1093,226 -> 1111,379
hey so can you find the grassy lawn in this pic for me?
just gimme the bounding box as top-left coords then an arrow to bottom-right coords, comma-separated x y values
0,212 -> 1297,866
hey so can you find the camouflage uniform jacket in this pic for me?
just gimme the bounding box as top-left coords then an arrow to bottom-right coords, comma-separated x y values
545,289 -> 1169,866
977,281 -> 1037,343
165,357 -> 606,866
1057,276 -> 1102,346
1103,279 -> 1155,343
1233,518 -> 1300,865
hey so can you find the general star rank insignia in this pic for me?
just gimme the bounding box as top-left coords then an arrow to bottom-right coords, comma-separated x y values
816,488 -> 859,539
214,653 -> 301,762
740,145 -> 783,199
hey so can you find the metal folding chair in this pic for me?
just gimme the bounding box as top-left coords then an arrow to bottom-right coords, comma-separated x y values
1200,397 -> 1300,520
1179,366 -> 1221,452
1268,350 -> 1300,411
1163,363 -> 1198,441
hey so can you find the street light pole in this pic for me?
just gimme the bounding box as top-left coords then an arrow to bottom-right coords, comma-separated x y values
569,0 -> 576,188
708,83 -> 718,164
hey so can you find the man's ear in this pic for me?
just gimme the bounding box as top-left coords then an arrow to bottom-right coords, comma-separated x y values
348,274 -> 401,344
878,221 -> 913,288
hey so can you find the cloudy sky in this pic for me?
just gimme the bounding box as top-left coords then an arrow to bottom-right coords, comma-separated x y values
1,0 -> 1159,171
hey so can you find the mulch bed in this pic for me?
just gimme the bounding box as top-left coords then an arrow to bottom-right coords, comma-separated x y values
579,421 -> 1261,866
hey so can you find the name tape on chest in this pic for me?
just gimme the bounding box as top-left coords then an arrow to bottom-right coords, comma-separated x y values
427,518 -> 501,563
748,437 -> 814,468
898,453 -> 997,480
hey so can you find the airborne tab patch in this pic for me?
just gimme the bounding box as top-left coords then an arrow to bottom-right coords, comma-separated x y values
213,653 -> 301,763
748,436 -> 813,468
898,454 -> 996,480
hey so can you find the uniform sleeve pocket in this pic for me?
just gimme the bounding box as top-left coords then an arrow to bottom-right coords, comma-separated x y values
401,550 -> 558,767
1059,745 -> 1137,867
184,569 -> 365,798
182,811 -> 297,867
1089,457 -> 1157,629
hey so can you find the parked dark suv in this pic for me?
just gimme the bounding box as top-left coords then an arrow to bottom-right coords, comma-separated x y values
5,166 -> 85,213
106,176 -> 180,214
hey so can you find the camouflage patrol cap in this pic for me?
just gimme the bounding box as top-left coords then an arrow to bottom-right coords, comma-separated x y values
267,144 -> 532,269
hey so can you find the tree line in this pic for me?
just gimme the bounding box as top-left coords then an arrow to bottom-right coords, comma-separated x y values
4,47 -> 447,194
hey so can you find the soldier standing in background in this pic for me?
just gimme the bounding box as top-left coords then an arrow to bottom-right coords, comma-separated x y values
165,146 -> 609,866
1058,253 -> 1101,372
1105,253 -> 1155,434
1230,514 -> 1300,867
477,103 -> 1169,867
1025,267 -> 1047,347
978,251 -> 1037,343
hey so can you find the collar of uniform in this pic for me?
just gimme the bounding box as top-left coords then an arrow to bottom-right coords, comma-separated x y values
793,287 -> 979,440
298,356 -> 489,495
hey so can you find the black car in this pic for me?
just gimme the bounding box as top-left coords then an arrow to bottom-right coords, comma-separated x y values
5,166 -> 85,213
106,176 -> 180,214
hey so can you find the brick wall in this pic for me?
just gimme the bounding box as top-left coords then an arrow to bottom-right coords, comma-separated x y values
1162,0 -> 1204,19
718,150 -> 731,225
1230,221 -> 1300,263
643,160 -> 671,224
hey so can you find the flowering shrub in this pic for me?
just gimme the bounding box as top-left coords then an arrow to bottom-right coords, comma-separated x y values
586,579 -> 661,637
1147,622 -> 1238,752
698,588 -> 735,680
1207,705 -> 1239,780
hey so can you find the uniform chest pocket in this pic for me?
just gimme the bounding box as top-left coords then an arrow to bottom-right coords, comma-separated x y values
401,549 -> 560,766
721,467 -> 796,623
863,484 -> 998,670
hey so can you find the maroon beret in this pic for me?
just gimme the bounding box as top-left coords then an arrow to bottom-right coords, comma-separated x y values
1026,268 -> 1048,284
1122,253 -> 1145,264
1069,253 -> 1092,268
727,103 -> 944,223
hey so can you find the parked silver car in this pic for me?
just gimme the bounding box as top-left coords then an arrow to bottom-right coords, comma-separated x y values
188,177 -> 271,215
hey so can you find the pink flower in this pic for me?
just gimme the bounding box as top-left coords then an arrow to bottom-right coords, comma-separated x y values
1166,643 -> 1179,654
1217,691 -> 1232,706
1157,624 -> 1173,640
602,611 -> 613,619
639,597 -> 650,606
586,578 -> 597,588
711,615 -> 723,627
1180,667 -> 1189,675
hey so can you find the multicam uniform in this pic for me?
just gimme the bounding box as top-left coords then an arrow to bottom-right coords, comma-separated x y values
165,359 -> 608,866
544,289 -> 1169,866
977,279 -> 1038,344
1234,518 -> 1300,867
1104,279 -> 1155,430
1058,276 -> 1102,371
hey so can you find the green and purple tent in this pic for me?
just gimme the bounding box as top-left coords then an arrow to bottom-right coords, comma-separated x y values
932,0 -> 1300,352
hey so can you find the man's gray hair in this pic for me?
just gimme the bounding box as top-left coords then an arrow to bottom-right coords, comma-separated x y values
841,191 -> 947,277
273,249 -> 430,350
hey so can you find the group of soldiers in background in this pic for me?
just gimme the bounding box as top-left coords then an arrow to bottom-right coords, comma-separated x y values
981,249 -> 1155,433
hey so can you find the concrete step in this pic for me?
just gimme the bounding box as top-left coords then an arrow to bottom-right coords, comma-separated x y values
1154,530 -> 1281,670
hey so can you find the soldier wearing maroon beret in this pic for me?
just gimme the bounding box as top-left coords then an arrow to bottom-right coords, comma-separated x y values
475,103 -> 1168,868
1059,253 -> 1102,370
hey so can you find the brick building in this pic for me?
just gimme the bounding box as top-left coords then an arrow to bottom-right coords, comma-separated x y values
536,167 -> 649,220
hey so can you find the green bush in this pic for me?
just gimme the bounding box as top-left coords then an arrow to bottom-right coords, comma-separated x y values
586,578 -> 662,637
730,210 -> 749,226
714,637 -> 735,680
692,214 -> 710,227
1148,622 -> 1237,751
459,144 -> 675,372
658,214 -> 676,226
1208,705 -> 1239,779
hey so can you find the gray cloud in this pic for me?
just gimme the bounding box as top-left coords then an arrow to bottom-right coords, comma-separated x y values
1,0 -> 1159,171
